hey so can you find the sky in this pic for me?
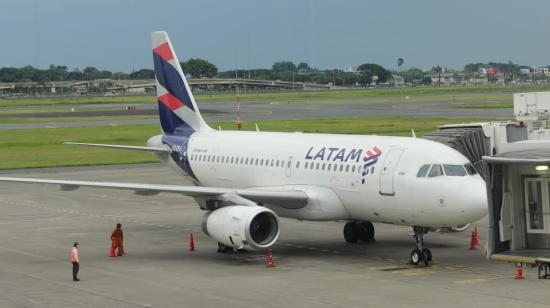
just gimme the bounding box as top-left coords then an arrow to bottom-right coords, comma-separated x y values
1,0 -> 550,72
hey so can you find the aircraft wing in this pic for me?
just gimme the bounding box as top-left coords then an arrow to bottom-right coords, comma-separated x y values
0,177 -> 308,209
63,142 -> 170,153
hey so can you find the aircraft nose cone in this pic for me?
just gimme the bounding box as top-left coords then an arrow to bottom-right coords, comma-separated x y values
464,179 -> 488,221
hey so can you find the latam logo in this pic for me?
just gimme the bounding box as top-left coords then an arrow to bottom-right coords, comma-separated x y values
304,146 -> 364,162
304,146 -> 382,164
362,146 -> 382,176
304,146 -> 382,184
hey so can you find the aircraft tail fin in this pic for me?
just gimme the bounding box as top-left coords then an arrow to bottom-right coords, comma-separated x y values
151,31 -> 212,135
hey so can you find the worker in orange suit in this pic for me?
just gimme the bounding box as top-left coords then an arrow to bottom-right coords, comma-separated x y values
110,223 -> 125,257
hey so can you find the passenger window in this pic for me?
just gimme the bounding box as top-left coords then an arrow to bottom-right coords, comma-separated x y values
339,165 -> 343,172
276,160 -> 280,167
444,164 -> 467,176
428,165 -> 443,177
287,161 -> 291,168
245,158 -> 249,164
352,166 -> 356,172
240,157 -> 244,164
464,163 -> 477,175
305,162 -> 308,168
260,159 -> 264,165
346,165 -> 349,172
316,163 -> 320,170
310,162 -> 314,169
296,161 -> 300,168
255,158 -> 259,165
322,163 -> 326,170
416,164 -> 430,177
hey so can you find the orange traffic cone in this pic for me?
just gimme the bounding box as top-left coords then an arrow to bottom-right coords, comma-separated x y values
266,248 -> 275,268
109,241 -> 116,257
469,228 -> 478,250
188,233 -> 195,252
473,225 -> 480,246
469,233 -> 477,250
515,263 -> 525,280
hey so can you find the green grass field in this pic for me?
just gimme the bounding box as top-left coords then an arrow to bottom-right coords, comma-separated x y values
1,84 -> 549,107
0,115 -> 154,124
0,117 -> 498,169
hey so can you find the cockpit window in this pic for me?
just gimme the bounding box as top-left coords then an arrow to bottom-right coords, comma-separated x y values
464,163 -> 477,175
444,164 -> 467,176
428,164 -> 443,177
417,164 -> 430,177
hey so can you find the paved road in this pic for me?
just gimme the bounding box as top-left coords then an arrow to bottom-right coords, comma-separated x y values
0,99 -> 513,130
0,164 -> 546,307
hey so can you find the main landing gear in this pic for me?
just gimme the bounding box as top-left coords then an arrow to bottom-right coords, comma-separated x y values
217,242 -> 247,253
343,221 -> 375,243
410,226 -> 432,266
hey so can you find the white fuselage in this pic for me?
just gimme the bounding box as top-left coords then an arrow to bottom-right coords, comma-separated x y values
155,130 -> 487,228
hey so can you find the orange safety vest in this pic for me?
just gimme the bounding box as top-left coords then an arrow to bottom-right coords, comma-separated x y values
111,228 -> 123,240
71,247 -> 79,263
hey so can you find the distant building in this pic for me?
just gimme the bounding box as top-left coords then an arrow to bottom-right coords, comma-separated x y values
520,68 -> 530,75
392,75 -> 404,87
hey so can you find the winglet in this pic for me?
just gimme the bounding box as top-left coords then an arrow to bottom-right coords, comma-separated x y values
411,129 -> 416,138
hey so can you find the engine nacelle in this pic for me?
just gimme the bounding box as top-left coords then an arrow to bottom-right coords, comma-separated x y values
440,224 -> 471,233
201,206 -> 280,250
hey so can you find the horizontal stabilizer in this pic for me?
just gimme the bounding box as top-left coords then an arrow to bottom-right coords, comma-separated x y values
64,142 -> 170,153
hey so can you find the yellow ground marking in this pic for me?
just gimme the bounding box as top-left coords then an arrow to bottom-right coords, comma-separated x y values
454,275 -> 516,284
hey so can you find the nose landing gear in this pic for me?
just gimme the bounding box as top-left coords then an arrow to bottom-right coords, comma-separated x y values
343,221 -> 375,243
410,226 -> 432,266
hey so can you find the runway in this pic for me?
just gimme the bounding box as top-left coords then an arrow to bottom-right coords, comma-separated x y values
0,98 -> 513,130
0,164 -> 547,307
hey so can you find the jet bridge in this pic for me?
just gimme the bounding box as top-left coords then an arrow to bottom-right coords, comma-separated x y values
422,91 -> 550,270
423,125 -> 493,181
477,91 -> 550,272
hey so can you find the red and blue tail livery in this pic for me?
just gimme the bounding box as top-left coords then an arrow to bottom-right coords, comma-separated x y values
151,31 -> 211,135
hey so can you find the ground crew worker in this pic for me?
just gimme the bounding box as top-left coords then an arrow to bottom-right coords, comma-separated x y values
110,223 -> 125,257
71,242 -> 80,281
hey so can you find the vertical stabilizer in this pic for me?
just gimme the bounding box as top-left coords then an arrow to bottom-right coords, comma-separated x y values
151,31 -> 212,135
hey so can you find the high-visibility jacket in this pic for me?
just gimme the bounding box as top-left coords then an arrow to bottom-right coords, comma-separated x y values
111,228 -> 123,240
71,247 -> 79,263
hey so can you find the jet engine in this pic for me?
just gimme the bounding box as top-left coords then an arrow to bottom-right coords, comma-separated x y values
440,224 -> 471,233
201,206 -> 280,250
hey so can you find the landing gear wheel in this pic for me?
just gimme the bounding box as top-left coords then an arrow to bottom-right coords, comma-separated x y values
422,248 -> 432,262
343,222 -> 359,243
410,249 -> 424,265
358,221 -> 375,242
411,226 -> 432,266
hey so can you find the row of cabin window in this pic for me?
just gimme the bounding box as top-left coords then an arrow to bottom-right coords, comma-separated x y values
190,154 -> 365,174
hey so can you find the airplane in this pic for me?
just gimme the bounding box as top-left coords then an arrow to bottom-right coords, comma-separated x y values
0,32 -> 487,265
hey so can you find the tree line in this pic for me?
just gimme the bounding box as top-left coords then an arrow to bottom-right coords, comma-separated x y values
1,58 -> 538,86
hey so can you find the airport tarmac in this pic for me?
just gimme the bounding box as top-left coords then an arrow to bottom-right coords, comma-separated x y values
0,97 -> 513,130
0,164 -> 548,308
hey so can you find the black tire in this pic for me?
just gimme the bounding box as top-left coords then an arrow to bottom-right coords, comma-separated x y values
422,248 -> 432,262
343,222 -> 359,243
410,249 -> 424,265
358,221 -> 375,242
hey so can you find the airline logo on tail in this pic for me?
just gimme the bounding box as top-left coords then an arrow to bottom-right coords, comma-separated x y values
151,32 -> 209,135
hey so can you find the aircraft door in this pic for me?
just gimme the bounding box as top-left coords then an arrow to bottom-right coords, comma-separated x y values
379,149 -> 404,196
